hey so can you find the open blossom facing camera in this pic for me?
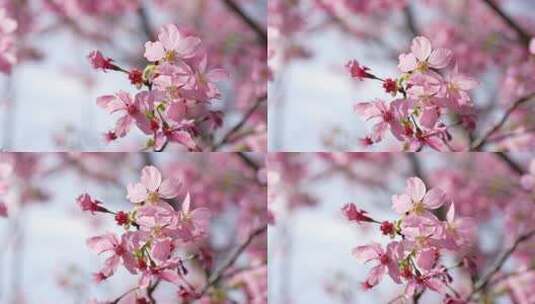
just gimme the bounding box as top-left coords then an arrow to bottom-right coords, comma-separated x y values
349,36 -> 478,151
343,176 -> 476,301
90,23 -> 227,152
79,165 -> 211,302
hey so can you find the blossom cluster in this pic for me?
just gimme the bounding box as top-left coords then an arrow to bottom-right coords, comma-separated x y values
78,165 -> 211,302
343,177 -> 475,301
0,7 -> 17,74
90,23 -> 227,151
349,36 -> 478,151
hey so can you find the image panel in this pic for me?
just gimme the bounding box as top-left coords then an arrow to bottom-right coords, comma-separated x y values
268,1 -> 535,152
0,1 -> 266,152
0,152 -> 267,303
268,152 -> 535,303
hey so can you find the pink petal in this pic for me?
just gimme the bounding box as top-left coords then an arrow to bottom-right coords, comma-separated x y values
96,95 -> 124,113
416,248 -> 437,271
86,234 -> 118,254
419,107 -> 439,129
159,269 -> 181,285
428,48 -> 452,69
151,239 -> 173,262
158,177 -> 181,199
454,74 -> 478,90
126,182 -> 148,203
166,102 -> 187,122
176,36 -> 202,58
446,203 -> 455,223
144,41 -> 165,62
353,243 -> 382,263
398,53 -> 418,72
114,115 -> 133,138
157,24 -> 182,51
354,102 -> 381,120
141,166 -> 162,192
422,188 -> 446,209
411,36 -> 432,61
529,38 -> 535,55
181,193 -> 191,214
407,177 -> 426,202
367,265 -> 386,286
392,193 -> 412,214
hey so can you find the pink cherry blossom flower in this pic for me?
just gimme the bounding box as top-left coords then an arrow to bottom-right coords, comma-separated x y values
88,50 -> 114,71
398,36 -> 452,73
144,24 -> 201,62
76,193 -> 109,214
353,242 -> 403,288
96,91 -> 148,138
346,59 -> 371,80
440,203 -> 476,250
530,38 -> 535,55
86,233 -> 137,281
354,99 -> 399,143
126,165 -> 181,203
175,193 -> 211,242
392,177 -> 447,215
342,203 -> 374,224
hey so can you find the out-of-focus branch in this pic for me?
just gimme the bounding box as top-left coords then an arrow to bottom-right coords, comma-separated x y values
212,94 -> 266,151
236,152 -> 261,172
137,4 -> 154,41
480,0 -> 531,47
221,0 -> 267,45
495,152 -> 525,175
403,5 -> 419,36
466,229 -> 535,302
471,92 -> 535,151
198,225 -> 267,297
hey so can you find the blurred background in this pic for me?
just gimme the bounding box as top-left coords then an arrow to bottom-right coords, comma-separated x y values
0,0 -> 267,151
268,152 -> 535,303
268,1 -> 535,151
0,152 -> 267,303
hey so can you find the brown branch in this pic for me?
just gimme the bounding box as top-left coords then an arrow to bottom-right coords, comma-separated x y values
480,0 -> 531,47
222,0 -> 267,45
212,95 -> 266,151
471,92 -> 535,151
403,5 -> 419,36
236,152 -> 261,172
198,225 -> 267,297
137,5 -> 154,41
465,229 -> 535,302
495,152 -> 525,175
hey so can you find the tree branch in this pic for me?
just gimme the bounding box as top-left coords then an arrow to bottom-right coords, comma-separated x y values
480,0 -> 531,47
212,94 -> 266,151
495,152 -> 525,175
471,92 -> 535,151
466,229 -> 535,302
222,0 -> 267,45
198,225 -> 267,297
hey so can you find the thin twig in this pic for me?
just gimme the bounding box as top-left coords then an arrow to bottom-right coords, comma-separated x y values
495,152 -> 525,175
236,152 -> 261,172
480,0 -> 531,47
212,95 -> 266,151
198,225 -> 267,297
465,229 -> 535,302
471,92 -> 535,151
221,0 -> 267,45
